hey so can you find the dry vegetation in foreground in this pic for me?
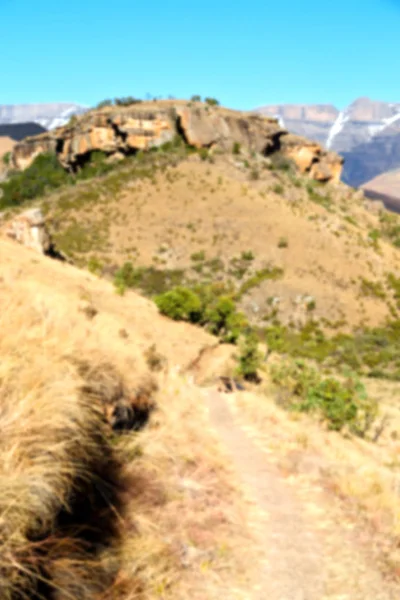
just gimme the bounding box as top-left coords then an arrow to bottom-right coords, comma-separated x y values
0,240 -> 256,600
227,365 -> 400,577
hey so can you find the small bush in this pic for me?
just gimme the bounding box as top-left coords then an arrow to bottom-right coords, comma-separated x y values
278,237 -> 288,248
204,295 -> 247,343
144,344 -> 166,372
155,287 -> 203,323
190,95 -> 201,102
204,97 -> 220,106
241,250 -> 254,261
114,96 -> 142,106
236,331 -> 262,382
2,151 -> 11,166
232,142 -> 241,155
199,148 -> 209,161
191,250 -> 206,262
273,184 -> 284,195
306,299 -> 316,312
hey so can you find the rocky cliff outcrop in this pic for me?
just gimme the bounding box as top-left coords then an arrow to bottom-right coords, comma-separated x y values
1,208 -> 52,254
256,97 -> 400,189
11,100 -> 343,183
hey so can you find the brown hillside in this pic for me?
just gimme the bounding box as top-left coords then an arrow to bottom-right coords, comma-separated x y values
13,146 -> 400,330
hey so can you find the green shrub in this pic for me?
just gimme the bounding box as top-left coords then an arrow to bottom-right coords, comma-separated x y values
273,184 -> 284,195
232,142 -> 241,155
271,359 -> 377,434
2,151 -> 11,166
204,97 -> 220,106
155,287 -> 202,323
199,148 -> 209,161
306,299 -> 316,312
191,250 -> 206,262
114,96 -> 142,106
190,95 -> 202,102
241,250 -> 254,261
278,237 -> 288,248
0,153 -> 70,209
236,331 -> 262,381
204,295 -> 247,343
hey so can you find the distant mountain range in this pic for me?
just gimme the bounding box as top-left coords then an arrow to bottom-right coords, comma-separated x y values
0,122 -> 46,141
0,103 -> 87,131
256,97 -> 400,192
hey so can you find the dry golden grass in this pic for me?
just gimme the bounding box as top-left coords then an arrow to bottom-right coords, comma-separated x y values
0,291 -> 124,599
0,240 -> 255,599
36,151 -> 400,328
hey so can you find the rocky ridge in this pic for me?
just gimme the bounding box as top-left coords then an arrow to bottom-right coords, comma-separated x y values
11,100 -> 343,183
257,97 -> 400,188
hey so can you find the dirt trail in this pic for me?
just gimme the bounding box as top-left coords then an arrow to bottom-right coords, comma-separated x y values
207,390 -> 400,600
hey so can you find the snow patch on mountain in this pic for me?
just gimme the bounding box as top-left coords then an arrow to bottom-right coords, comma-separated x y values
0,103 -> 88,131
367,112 -> 400,137
326,111 -> 349,149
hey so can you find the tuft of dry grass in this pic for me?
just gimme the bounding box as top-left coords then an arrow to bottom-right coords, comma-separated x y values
0,296 -> 125,599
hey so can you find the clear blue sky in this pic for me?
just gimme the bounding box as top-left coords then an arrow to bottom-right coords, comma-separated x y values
1,0 -> 400,109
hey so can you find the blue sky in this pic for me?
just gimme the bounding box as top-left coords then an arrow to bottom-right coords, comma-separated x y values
1,0 -> 400,109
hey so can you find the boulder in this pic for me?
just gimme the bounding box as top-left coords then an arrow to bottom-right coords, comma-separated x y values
11,100 -> 343,184
280,134 -> 343,183
4,208 -> 51,254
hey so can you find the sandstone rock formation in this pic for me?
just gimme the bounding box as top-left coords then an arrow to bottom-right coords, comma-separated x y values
257,97 -> 400,189
3,208 -> 52,254
11,100 -> 343,184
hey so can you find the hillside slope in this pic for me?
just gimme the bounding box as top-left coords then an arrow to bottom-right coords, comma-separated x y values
7,144 -> 400,330
2,229 -> 400,599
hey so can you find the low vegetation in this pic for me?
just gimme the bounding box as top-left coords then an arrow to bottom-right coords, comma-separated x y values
271,358 -> 377,434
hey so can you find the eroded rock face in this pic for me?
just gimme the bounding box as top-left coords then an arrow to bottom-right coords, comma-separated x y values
11,101 -> 343,183
3,208 -> 51,254
280,134 -> 344,183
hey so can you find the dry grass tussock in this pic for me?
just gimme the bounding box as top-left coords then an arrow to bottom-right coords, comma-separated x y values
0,252 -> 254,599
0,293 -> 126,599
